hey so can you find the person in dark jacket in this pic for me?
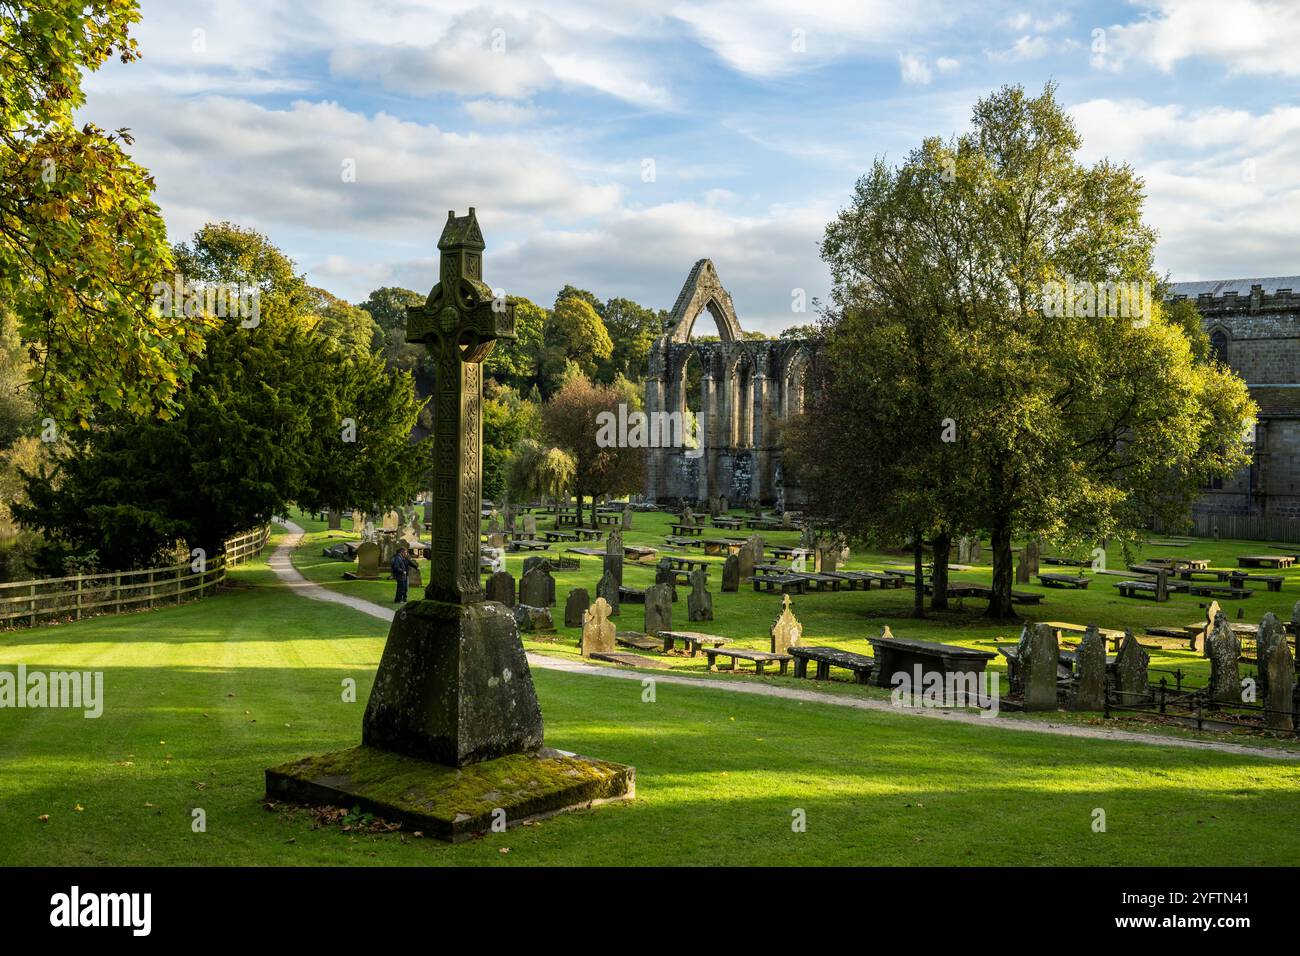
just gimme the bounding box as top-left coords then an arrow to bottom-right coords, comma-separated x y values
391,547 -> 412,603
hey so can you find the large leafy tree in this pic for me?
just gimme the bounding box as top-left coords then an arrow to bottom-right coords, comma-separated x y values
1,1 -> 202,425
801,83 -> 1254,619
600,297 -> 663,382
361,286 -> 426,374
541,375 -> 643,527
542,295 -> 613,391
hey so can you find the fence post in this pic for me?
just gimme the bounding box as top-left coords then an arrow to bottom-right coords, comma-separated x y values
1158,677 -> 1167,714
75,574 -> 82,621
28,582 -> 36,627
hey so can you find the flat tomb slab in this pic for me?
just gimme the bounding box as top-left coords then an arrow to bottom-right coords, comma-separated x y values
588,651 -> 671,669
266,745 -> 634,843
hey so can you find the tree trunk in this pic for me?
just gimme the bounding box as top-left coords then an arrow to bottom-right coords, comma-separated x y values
930,529 -> 951,611
985,516 -> 1017,620
575,492 -> 584,529
912,531 -> 925,618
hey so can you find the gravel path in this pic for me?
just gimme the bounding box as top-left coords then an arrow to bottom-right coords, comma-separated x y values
269,519 -> 1300,761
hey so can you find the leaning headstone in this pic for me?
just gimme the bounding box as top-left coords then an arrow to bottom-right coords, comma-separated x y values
597,571 -> 620,618
1264,635 -> 1295,731
520,566 -> 555,608
355,541 -> 381,579
769,594 -> 802,655
1207,611 -> 1240,704
1192,600 -> 1221,655
522,514 -> 538,538
687,568 -> 713,622
644,582 -> 672,637
1072,624 -> 1107,711
1257,612 -> 1284,703
1021,622 -> 1059,711
580,597 -> 616,657
721,554 -> 740,592
486,570 -> 516,607
1113,629 -> 1150,704
564,588 -> 591,628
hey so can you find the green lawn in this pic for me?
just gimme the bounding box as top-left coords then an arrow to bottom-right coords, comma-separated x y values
2,525 -> 1300,866
291,507 -> 1300,698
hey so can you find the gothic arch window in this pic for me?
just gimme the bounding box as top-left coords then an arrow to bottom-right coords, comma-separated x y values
1210,329 -> 1229,364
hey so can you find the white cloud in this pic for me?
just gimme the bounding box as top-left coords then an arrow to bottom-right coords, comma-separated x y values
899,53 -> 933,85
1097,0 -> 1300,76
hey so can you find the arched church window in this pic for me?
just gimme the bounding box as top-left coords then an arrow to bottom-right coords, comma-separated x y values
1210,329 -> 1229,363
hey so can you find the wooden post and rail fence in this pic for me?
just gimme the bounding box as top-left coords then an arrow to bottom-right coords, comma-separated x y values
0,525 -> 273,630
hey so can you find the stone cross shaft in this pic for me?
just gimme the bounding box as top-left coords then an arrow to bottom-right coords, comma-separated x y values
406,208 -> 515,604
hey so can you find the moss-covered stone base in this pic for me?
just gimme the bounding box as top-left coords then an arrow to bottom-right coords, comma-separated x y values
266,745 -> 634,843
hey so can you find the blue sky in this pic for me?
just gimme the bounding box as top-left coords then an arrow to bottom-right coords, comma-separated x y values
82,0 -> 1300,334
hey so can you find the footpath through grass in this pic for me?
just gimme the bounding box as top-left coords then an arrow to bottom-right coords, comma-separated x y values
2,527 -> 1300,865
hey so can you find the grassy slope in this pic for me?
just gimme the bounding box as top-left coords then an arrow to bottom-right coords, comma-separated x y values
3,526 -> 1300,866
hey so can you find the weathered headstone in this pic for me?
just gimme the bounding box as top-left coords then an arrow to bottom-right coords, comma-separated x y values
1025,538 -> 1040,574
1072,624 -> 1107,711
816,541 -> 838,574
738,534 -> 764,579
1015,550 -> 1030,584
1154,568 -> 1168,602
487,514 -> 500,534
969,539 -> 982,563
520,566 -> 555,608
487,531 -> 506,550
1264,634 -> 1295,731
1207,611 -> 1240,704
564,587 -> 591,628
1257,611 -> 1284,703
1020,622 -> 1059,711
654,558 -> 679,601
605,530 -> 624,586
597,570 -> 621,618
486,570 -> 516,606
957,536 -> 971,564
644,582 -> 672,637
769,594 -> 802,655
687,568 -> 713,622
1113,629 -> 1150,705
580,597 -> 616,657
522,514 -> 538,538
1192,600 -> 1221,655
327,510 -> 342,530
513,603 -> 555,633
355,541 -> 380,578
721,554 -> 740,592
621,503 -> 633,530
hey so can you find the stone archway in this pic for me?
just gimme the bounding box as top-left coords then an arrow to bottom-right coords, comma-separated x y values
665,259 -> 743,344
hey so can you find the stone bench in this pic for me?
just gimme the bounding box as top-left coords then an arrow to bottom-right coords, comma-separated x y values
752,574 -> 807,594
1238,554 -> 1294,569
711,517 -> 742,529
669,524 -> 704,536
542,530 -> 577,542
789,646 -> 875,684
658,630 -> 730,656
703,647 -> 792,675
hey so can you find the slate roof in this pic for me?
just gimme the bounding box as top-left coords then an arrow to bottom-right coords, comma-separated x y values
1168,276 -> 1300,298
1249,385 -> 1300,418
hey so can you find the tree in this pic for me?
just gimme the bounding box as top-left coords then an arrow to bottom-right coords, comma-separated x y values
600,297 -> 663,382
306,287 -> 379,360
1,0 -> 201,425
541,296 -> 612,390
482,384 -> 540,501
361,286 -> 426,374
485,295 -> 546,387
804,83 -> 1254,619
507,438 -> 576,505
541,375 -> 643,526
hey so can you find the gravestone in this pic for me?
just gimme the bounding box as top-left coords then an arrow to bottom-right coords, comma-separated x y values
709,495 -> 721,517
769,594 -> 802,655
816,541 -> 838,574
520,566 -> 555,608
1072,624 -> 1107,711
687,568 -> 713,622
580,597 -> 616,657
486,570 -> 516,607
327,510 -> 342,530
487,514 -> 500,534
513,604 -> 554,633
605,530 -> 624,586
355,541 -> 381,579
957,536 -> 971,563
597,571 -> 621,618
654,558 -> 679,601
1015,551 -> 1030,585
969,539 -> 982,563
522,514 -> 538,538
267,213 -> 636,844
564,588 -> 591,629
721,554 -> 740,592
487,531 -> 505,550
522,555 -> 551,576
1207,611 -> 1240,704
1154,568 -> 1168,602
1264,634 -> 1295,731
621,503 -> 633,530
1257,611 -> 1284,703
1025,539 -> 1040,574
644,582 -> 672,637
407,559 -> 423,588
1192,600 -> 1221,655
738,534 -> 764,579
1113,629 -> 1150,704
1020,622 -> 1059,711
1291,599 -> 1300,638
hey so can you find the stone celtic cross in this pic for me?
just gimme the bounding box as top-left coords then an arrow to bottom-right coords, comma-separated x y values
406,208 -> 515,603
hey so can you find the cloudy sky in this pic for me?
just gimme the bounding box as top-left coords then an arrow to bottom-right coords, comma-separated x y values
83,0 -> 1300,334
